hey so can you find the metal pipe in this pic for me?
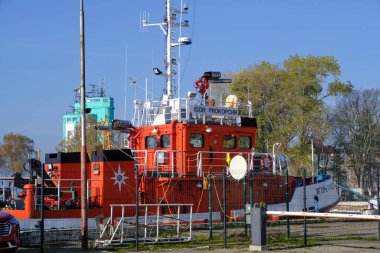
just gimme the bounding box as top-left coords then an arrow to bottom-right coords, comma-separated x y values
250,170 -> 253,207
121,206 -> 125,244
311,139 -> 314,183
40,163 -> 45,253
243,175 -> 247,235
208,176 -> 213,239
156,206 -> 160,242
177,205 -> 180,236
57,181 -> 61,210
144,206 -> 148,239
79,0 -> 88,249
285,168 -> 290,237
34,179 -> 38,211
377,167 -> 380,240
165,0 -> 172,97
223,171 -> 227,249
303,169 -> 307,246
135,166 -> 139,251
189,205 -> 193,238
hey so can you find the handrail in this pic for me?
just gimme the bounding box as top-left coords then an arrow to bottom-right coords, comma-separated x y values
96,203 -> 193,246
133,96 -> 254,127
196,151 -> 254,177
131,149 -> 148,175
196,151 -> 289,177
33,178 -> 102,211
153,150 -> 177,177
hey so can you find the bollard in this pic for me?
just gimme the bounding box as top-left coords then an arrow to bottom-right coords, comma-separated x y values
23,184 -> 35,219
249,203 -> 267,251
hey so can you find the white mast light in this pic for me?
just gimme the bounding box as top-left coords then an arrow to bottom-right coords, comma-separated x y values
178,37 -> 192,45
142,0 -> 191,99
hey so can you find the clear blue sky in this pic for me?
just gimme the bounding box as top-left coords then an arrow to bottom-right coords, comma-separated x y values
0,0 -> 379,157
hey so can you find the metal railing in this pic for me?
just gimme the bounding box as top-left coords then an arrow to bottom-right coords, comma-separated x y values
33,178 -> 101,211
153,150 -> 177,177
96,203 -> 193,246
196,151 -> 289,177
133,97 -> 254,127
131,149 -> 148,175
196,151 -> 255,177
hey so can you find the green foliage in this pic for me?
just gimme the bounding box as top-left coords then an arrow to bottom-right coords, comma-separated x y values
230,55 -> 352,172
57,115 -> 100,153
0,133 -> 35,174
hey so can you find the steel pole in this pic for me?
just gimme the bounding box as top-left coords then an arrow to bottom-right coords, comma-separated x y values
80,0 -> 88,249
285,168 -> 290,237
243,175 -> 247,235
250,170 -> 253,207
40,163 -> 45,253
303,169 -> 307,246
208,176 -> 213,239
223,172 -> 227,249
377,167 -> 380,241
136,166 -> 139,251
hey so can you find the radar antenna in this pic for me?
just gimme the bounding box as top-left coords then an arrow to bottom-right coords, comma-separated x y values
141,0 -> 191,100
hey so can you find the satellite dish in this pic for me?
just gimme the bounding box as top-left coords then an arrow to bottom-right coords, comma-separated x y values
229,155 -> 247,180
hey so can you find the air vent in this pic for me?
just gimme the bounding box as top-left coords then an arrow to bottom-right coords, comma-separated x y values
0,222 -> 10,236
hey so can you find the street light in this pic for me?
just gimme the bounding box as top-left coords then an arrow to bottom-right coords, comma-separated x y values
272,143 -> 281,174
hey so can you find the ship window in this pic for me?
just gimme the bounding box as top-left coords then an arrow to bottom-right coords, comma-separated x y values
238,136 -> 252,149
145,136 -> 158,149
223,135 -> 236,149
160,134 -> 171,148
73,117 -> 78,122
67,118 -> 72,122
190,134 -> 204,148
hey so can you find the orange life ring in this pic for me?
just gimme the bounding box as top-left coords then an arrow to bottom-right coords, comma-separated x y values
193,75 -> 209,96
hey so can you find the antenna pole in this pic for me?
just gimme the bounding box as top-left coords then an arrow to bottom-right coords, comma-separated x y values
79,0 -> 88,250
124,45 -> 128,120
165,0 -> 173,98
151,48 -> 154,99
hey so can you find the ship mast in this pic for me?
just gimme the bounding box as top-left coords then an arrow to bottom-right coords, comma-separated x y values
165,0 -> 173,98
143,0 -> 191,101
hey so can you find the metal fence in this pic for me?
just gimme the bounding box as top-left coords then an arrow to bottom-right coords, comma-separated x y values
16,169 -> 380,251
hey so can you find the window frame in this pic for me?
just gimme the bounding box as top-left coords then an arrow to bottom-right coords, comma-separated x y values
160,134 -> 171,148
223,135 -> 236,149
238,136 -> 252,149
145,136 -> 158,149
189,133 -> 204,148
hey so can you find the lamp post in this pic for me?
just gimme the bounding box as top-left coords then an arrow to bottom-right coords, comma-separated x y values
272,143 -> 281,174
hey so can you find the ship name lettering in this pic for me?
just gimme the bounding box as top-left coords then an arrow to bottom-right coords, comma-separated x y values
316,183 -> 333,195
193,106 -> 206,113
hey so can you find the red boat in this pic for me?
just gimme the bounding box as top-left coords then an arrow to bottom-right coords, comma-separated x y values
0,0 -> 339,232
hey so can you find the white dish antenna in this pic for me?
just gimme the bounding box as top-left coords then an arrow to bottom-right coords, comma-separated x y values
229,155 -> 247,180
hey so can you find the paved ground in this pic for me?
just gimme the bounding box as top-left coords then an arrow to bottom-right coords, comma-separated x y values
17,240 -> 380,252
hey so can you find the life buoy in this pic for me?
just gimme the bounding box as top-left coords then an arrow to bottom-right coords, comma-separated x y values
193,75 -> 209,96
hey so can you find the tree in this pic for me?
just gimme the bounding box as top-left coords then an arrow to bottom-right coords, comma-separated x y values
229,55 -> 352,175
57,115 -> 100,153
0,133 -> 35,174
330,89 -> 380,195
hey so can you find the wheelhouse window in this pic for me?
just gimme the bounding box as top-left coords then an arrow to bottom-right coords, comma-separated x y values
190,134 -> 204,148
238,136 -> 252,149
145,136 -> 158,149
223,135 -> 236,149
160,134 -> 171,148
